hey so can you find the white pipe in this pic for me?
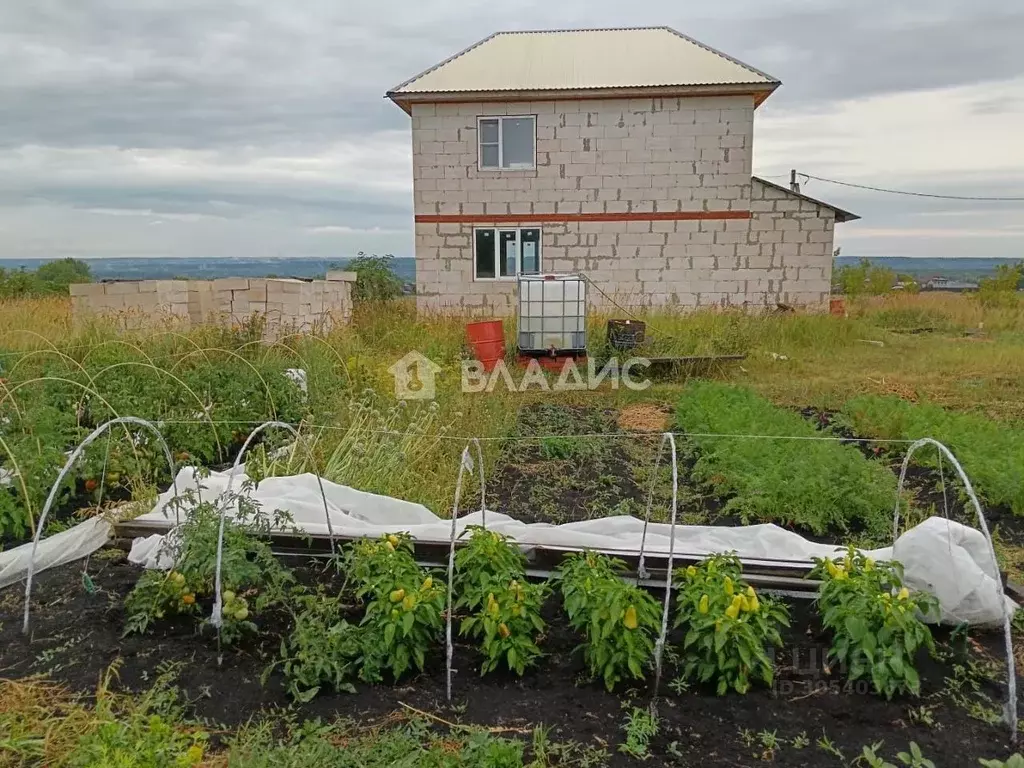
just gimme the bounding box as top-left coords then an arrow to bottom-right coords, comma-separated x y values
23,416 -> 178,635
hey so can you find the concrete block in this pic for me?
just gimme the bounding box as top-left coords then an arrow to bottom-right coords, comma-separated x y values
214,278 -> 250,291
325,271 -> 357,282
106,281 -> 140,295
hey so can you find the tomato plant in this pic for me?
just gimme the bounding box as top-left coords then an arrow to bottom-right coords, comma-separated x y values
124,487 -> 294,642
559,551 -> 661,691
272,589 -> 361,702
810,545 -> 938,699
674,553 -> 789,695
344,533 -> 446,683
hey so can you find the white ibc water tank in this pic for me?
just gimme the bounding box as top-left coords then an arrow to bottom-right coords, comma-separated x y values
516,275 -> 587,353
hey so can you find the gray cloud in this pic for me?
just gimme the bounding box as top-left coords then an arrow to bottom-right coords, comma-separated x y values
0,0 -> 1021,260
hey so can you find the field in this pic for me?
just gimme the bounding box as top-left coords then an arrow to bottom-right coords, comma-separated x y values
1,291 -> 1023,766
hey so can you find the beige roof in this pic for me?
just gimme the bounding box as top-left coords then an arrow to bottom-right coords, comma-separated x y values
389,27 -> 778,97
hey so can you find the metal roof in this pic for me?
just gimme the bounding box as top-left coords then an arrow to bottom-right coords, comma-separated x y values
389,27 -> 779,96
752,177 -> 861,223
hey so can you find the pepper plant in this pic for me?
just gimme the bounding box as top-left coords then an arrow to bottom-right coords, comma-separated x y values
124,487 -> 294,643
454,526 -> 547,676
344,533 -> 446,683
810,545 -> 938,699
559,551 -> 661,691
674,553 -> 789,695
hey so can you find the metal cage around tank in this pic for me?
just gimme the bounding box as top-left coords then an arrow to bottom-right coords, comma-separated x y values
516,275 -> 587,354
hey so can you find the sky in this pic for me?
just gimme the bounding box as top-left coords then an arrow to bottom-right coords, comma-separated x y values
0,0 -> 1021,261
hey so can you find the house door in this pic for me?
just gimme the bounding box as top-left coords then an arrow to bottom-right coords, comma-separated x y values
498,230 -> 518,278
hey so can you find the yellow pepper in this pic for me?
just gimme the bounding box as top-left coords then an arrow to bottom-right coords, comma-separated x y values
389,588 -> 406,603
898,587 -> 910,601
402,594 -> 416,612
725,603 -> 740,620
685,566 -> 697,578
724,576 -> 734,596
624,605 -> 639,630
698,595 -> 709,614
387,534 -> 401,548
421,576 -> 433,591
498,622 -> 511,639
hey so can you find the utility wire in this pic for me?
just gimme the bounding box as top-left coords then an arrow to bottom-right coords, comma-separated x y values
798,173 -> 1024,202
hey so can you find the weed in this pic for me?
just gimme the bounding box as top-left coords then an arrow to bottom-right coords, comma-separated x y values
817,733 -> 845,762
791,732 -> 810,749
980,755 -> 1024,768
759,729 -> 780,761
618,705 -> 658,760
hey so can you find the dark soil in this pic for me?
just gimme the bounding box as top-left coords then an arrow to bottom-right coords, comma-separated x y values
1,553 -> 1019,766
486,403 -> 672,525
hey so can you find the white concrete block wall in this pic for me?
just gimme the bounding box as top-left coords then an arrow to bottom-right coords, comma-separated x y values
70,275 -> 357,335
410,95 -> 839,313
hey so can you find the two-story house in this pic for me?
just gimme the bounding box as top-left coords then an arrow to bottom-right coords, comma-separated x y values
387,27 -> 857,314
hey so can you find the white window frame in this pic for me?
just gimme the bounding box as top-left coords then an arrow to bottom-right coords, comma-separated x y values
477,115 -> 537,171
473,226 -> 542,281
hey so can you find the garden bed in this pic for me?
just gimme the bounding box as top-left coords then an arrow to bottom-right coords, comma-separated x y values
0,551 -> 1017,766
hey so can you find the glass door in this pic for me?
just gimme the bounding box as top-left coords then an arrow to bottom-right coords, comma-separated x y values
498,230 -> 518,278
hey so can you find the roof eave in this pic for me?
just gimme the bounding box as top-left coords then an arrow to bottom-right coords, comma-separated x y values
752,176 -> 861,223
387,81 -> 780,114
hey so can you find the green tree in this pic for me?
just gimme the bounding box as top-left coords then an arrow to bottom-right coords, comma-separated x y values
34,258 -> 92,293
341,253 -> 403,302
833,258 -> 895,298
976,262 -> 1023,307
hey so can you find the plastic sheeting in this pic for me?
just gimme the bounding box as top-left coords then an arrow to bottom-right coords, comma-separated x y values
0,516 -> 112,590
125,466 -> 1014,627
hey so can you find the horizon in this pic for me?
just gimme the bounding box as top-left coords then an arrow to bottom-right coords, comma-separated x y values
0,2 -> 1021,261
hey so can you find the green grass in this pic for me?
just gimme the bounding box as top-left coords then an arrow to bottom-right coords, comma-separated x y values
0,671 -> 606,768
674,381 -> 898,537
839,395 -> 1024,515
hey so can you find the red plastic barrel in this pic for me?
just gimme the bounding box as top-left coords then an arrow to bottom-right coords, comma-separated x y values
829,298 -> 846,317
466,320 -> 505,372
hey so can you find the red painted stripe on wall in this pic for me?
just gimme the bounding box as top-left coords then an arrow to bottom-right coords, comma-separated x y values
414,210 -> 751,224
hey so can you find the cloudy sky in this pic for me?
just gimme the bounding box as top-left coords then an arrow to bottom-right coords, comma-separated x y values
0,0 -> 1021,261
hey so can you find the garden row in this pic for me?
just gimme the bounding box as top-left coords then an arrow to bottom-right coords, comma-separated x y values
124,489 -> 942,706
672,382 -> 1024,540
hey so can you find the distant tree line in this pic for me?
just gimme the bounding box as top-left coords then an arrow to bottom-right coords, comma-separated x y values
833,252 -> 1023,305
0,258 -> 92,299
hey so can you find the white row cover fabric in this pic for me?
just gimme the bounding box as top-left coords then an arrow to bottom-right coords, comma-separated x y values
0,516 -> 111,590
124,466 -> 1014,627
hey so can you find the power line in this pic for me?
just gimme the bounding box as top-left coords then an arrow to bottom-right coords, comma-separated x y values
798,173 -> 1024,202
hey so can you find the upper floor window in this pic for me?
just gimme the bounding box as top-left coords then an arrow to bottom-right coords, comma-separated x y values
478,116 -> 536,170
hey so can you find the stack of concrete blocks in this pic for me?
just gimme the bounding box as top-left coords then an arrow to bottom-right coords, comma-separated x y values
410,96 -> 840,313
70,272 -> 357,337
70,280 -> 191,328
